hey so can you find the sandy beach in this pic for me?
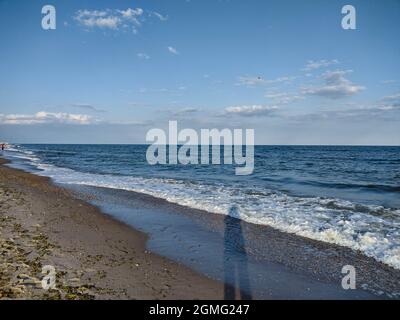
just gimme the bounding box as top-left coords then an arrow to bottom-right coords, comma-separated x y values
0,158 -> 226,299
1,157 -> 399,300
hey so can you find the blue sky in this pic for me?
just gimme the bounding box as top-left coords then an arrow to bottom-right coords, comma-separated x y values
0,0 -> 399,144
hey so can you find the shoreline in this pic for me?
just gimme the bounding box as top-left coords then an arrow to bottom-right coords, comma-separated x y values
0,158 -> 226,299
1,157 -> 399,299
69,184 -> 400,299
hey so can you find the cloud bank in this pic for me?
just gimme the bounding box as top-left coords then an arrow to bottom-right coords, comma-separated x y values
224,105 -> 278,117
303,70 -> 365,99
0,112 -> 94,125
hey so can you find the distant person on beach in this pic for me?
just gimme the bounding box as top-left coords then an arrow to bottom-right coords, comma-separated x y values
1,143 -> 5,151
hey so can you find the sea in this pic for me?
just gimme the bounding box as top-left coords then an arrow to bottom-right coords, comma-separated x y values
3,144 -> 400,271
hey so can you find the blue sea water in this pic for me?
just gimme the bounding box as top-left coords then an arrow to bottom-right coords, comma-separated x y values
3,144 -> 400,269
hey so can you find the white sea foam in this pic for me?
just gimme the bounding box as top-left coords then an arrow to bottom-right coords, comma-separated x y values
6,148 -> 400,270
4,146 -> 40,162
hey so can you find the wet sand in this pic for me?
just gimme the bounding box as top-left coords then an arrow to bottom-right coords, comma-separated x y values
69,184 -> 400,299
1,157 -> 399,299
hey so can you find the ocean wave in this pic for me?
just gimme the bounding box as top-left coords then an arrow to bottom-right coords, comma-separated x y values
5,146 -> 400,270
259,175 -> 400,193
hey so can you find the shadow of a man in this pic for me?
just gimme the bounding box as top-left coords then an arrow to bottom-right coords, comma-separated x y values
224,205 -> 252,300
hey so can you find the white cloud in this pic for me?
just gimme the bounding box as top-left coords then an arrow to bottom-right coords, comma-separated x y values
178,107 -> 198,113
107,119 -> 154,126
137,53 -> 150,60
136,86 -> 187,94
166,107 -> 199,116
151,11 -> 168,21
293,104 -> 400,122
118,8 -> 143,20
71,104 -> 106,113
303,59 -> 339,71
236,76 -> 266,86
381,80 -> 397,84
236,75 -> 295,87
302,70 -> 365,99
382,93 -> 400,101
224,105 -> 278,117
74,10 -> 122,30
379,93 -> 400,110
73,8 -> 164,33
167,46 -> 179,55
265,92 -> 304,105
0,112 -> 94,125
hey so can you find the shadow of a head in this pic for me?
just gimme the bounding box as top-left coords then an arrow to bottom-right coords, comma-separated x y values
228,205 -> 240,218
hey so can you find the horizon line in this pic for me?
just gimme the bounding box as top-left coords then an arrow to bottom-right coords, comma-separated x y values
5,143 -> 400,147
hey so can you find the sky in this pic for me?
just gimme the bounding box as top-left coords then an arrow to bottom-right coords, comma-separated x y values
0,0 -> 399,145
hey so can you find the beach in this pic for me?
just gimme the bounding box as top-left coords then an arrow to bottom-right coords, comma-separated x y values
1,0 -> 400,307
0,158 -> 226,299
1,156 -> 399,300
